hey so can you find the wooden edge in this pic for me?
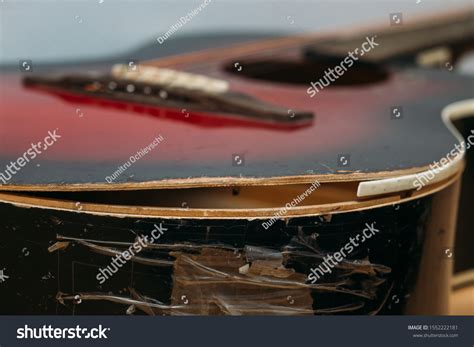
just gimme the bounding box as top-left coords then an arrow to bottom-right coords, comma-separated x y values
0,171 -> 461,220
452,270 -> 474,291
0,165 -> 458,192
450,270 -> 474,315
357,99 -> 474,197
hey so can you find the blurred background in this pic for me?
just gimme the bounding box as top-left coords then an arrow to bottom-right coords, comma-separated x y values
1,0 -> 473,65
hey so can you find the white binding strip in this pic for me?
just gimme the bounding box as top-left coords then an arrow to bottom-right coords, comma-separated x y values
357,99 -> 474,197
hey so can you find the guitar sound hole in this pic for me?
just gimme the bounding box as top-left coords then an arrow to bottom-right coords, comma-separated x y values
224,58 -> 388,86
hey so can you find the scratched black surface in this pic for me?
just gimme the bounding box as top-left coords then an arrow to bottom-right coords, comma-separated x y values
0,197 -> 431,315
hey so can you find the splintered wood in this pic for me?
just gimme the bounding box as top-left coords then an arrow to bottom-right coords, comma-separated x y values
170,248 -> 313,315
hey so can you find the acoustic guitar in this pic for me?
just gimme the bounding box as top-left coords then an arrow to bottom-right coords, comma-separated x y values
0,9 -> 472,315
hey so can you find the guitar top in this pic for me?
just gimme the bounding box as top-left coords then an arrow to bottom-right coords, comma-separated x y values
0,10 -> 472,194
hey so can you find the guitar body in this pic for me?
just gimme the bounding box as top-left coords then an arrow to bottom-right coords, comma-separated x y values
0,10 -> 472,315
0,184 -> 460,315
